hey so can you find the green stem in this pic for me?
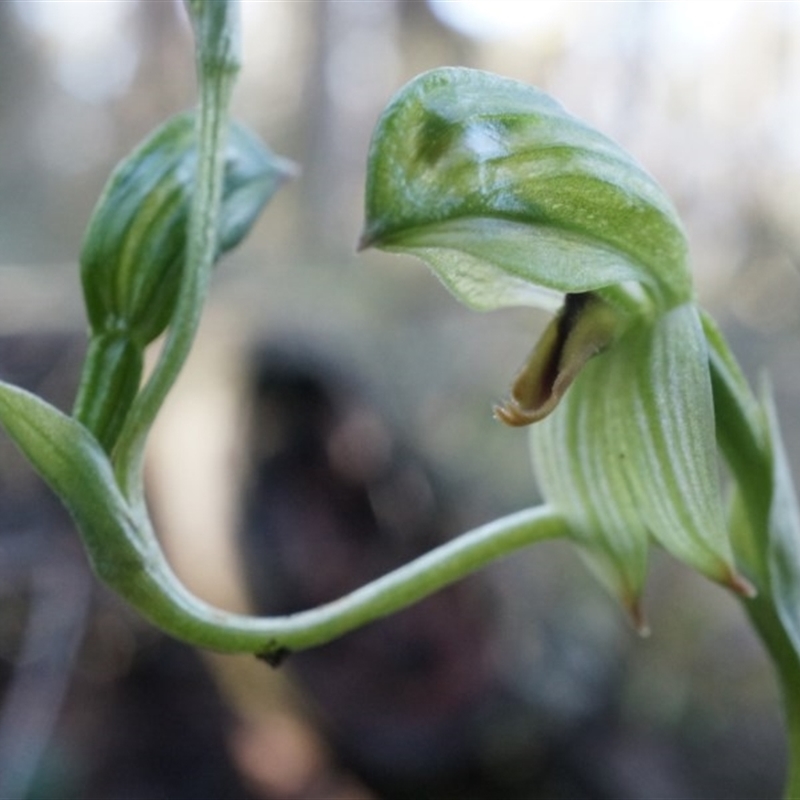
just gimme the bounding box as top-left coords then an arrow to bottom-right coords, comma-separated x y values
1,379 -> 567,659
785,682 -> 800,800
113,506 -> 568,659
112,35 -> 238,504
705,312 -> 800,798
64,1 -> 566,668
744,594 -> 800,800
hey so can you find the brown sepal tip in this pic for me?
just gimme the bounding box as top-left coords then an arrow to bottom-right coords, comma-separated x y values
625,596 -> 651,638
726,570 -> 757,599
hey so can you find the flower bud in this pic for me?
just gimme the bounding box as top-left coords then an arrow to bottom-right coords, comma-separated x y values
81,111 -> 293,347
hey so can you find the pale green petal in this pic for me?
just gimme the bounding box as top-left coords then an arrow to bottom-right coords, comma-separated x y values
531,303 -> 748,615
530,351 -> 650,619
628,305 -> 743,588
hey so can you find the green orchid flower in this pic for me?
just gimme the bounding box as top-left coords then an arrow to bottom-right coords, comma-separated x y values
362,66 -> 752,622
5,7 -> 800,791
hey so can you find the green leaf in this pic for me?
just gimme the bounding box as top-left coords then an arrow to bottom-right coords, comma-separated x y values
0,381 -> 145,584
362,67 -> 690,312
81,112 -> 294,347
530,303 -> 750,621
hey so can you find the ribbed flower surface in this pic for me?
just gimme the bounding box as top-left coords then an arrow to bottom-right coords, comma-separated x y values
530,305 -> 748,619
363,66 -> 751,617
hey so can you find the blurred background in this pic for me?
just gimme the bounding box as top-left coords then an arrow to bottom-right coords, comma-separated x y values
1,1 -> 799,798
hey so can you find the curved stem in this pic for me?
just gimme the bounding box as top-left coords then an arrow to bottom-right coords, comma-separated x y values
116,506 -> 568,659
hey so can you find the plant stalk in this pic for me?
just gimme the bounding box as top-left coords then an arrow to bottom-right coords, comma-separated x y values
706,318 -> 800,799
112,6 -> 239,505
111,506 -> 568,659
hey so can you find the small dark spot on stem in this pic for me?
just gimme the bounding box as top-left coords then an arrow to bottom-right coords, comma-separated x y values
256,645 -> 291,668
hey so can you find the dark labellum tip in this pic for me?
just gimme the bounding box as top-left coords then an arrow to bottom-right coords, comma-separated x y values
494,293 -> 621,428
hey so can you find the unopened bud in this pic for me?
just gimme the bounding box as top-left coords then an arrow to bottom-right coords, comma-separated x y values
81,112 -> 293,348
